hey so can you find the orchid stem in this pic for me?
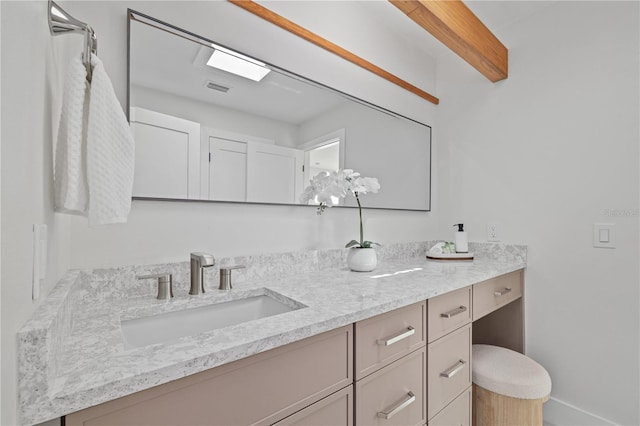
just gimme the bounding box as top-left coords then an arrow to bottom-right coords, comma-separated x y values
356,193 -> 363,246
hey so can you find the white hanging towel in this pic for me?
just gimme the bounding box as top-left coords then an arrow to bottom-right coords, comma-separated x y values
86,54 -> 135,226
54,53 -> 90,215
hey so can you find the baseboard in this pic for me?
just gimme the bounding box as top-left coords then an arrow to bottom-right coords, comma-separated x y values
544,397 -> 617,426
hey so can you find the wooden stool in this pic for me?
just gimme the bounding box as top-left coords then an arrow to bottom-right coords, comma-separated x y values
472,344 -> 552,426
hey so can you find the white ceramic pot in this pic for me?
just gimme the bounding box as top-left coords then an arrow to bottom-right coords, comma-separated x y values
347,247 -> 377,272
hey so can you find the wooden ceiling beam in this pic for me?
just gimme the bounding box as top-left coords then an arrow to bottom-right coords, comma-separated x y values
229,0 -> 439,105
390,0 -> 508,82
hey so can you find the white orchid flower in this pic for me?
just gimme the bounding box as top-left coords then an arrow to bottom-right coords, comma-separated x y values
300,169 -> 381,248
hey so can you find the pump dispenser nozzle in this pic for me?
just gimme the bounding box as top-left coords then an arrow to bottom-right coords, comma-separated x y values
454,223 -> 464,232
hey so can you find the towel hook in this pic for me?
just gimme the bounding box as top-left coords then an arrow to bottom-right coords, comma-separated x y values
48,0 -> 98,81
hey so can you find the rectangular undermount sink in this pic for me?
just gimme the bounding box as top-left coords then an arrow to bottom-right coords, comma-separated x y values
121,292 -> 304,349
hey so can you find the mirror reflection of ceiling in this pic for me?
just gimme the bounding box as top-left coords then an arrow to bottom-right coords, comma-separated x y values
130,21 -> 347,125
129,10 -> 432,211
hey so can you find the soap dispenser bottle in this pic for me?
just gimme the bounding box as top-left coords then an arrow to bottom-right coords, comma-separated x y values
453,224 -> 468,253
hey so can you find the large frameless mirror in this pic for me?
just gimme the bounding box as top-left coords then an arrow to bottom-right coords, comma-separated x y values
128,10 -> 431,211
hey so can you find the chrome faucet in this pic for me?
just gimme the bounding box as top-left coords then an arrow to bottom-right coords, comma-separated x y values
190,252 -> 215,295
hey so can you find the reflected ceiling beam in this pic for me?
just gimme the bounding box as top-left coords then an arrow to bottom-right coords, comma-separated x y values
390,0 -> 508,82
228,0 -> 440,105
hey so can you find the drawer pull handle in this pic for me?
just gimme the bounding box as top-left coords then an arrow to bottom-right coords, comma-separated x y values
494,287 -> 512,297
377,326 -> 415,346
440,360 -> 466,378
377,391 -> 416,420
440,305 -> 467,318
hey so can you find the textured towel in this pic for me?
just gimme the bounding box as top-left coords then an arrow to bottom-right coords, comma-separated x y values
86,54 -> 135,226
54,54 -> 90,214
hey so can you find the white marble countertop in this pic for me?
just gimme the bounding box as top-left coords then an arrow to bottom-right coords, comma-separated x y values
17,242 -> 526,425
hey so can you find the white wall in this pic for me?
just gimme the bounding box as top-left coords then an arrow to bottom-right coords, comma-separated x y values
1,2 -> 71,424
64,0 -> 439,269
299,101 -> 431,210
132,85 -> 300,147
436,2 -> 639,424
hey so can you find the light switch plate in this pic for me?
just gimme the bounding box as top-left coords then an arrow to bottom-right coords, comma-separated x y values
593,223 -> 615,249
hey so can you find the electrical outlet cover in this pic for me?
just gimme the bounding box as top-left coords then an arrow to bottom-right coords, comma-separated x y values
487,222 -> 500,242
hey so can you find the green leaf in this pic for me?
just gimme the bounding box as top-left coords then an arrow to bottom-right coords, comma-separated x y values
361,241 -> 381,248
345,240 -> 361,248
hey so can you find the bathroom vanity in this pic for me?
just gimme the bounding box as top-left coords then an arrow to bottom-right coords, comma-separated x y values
17,242 -> 526,425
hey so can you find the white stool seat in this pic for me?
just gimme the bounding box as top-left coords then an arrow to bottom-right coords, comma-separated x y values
472,344 -> 552,400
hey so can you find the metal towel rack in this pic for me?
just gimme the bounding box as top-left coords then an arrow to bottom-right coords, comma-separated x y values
48,0 -> 98,81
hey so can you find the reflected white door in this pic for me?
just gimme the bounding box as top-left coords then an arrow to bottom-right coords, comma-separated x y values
247,142 -> 304,204
208,137 -> 247,201
130,108 -> 200,199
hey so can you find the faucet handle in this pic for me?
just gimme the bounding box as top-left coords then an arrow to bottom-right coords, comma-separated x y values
219,265 -> 246,290
137,273 -> 173,300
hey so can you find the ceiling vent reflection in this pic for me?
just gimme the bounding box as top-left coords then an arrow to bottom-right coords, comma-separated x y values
205,81 -> 230,93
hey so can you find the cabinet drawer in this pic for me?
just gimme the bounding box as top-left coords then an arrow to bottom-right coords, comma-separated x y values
427,324 -> 472,419
473,270 -> 523,321
65,325 -> 352,426
355,348 -> 426,426
274,386 -> 353,426
428,286 -> 472,343
355,301 -> 426,379
428,386 -> 471,426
